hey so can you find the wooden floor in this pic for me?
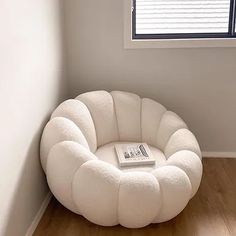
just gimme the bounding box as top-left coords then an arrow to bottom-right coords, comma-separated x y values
34,158 -> 236,236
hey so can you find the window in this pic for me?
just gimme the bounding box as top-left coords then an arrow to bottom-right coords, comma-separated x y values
132,0 -> 236,39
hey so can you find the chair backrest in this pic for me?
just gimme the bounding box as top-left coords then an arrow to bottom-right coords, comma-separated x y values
40,90 -> 200,171
50,90 -> 189,151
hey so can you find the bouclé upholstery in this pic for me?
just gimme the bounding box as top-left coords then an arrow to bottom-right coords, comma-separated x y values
40,90 -> 202,228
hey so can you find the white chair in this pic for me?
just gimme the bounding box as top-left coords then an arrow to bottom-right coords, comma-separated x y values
40,90 -> 202,228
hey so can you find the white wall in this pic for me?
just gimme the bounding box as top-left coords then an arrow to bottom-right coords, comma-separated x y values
0,1 -> 68,235
64,0 -> 236,153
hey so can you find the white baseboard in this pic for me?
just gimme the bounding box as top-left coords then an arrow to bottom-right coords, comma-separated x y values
202,152 -> 236,158
25,192 -> 52,236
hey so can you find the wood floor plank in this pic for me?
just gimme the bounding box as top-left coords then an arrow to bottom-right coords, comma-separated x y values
34,158 -> 236,236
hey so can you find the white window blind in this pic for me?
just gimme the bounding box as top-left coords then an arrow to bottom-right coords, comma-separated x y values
135,0 -> 231,34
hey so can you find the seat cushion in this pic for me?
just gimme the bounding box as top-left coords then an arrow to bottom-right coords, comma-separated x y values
95,142 -> 167,172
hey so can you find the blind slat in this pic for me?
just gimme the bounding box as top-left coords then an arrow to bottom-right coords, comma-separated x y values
135,0 -> 231,34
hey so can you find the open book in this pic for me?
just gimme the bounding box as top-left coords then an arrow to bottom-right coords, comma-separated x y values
115,143 -> 155,167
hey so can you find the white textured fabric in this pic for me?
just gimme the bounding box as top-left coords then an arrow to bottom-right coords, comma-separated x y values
141,98 -> 166,146
167,150 -> 202,197
156,111 -> 188,150
76,90 -> 119,147
73,160 -> 121,226
152,166 -> 192,223
51,99 -> 97,152
118,172 -> 161,228
164,128 -> 202,159
40,117 -> 89,171
47,141 -> 97,213
111,91 -> 141,142
40,90 -> 202,228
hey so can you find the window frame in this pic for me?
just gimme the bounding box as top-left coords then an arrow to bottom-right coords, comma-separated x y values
132,0 -> 236,40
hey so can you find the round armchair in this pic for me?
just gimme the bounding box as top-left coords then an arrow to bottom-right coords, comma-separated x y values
40,90 -> 202,228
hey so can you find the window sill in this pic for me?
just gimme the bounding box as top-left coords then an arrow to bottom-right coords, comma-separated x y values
124,38 -> 236,49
